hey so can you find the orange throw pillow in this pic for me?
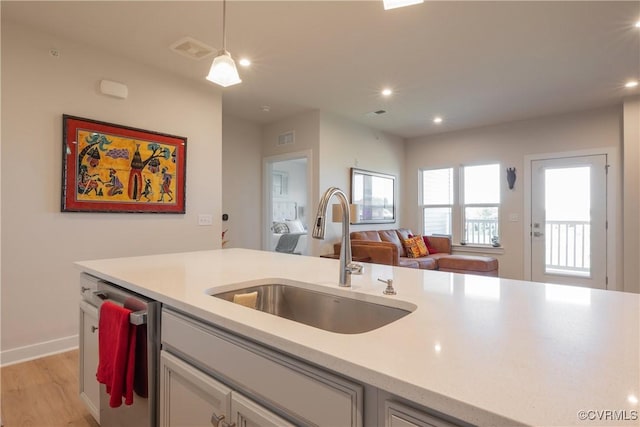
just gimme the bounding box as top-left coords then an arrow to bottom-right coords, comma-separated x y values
402,236 -> 429,258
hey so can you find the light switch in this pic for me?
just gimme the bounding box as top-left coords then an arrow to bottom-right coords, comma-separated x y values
198,214 -> 213,226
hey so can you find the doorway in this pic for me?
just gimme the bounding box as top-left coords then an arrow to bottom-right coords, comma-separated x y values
528,154 -> 608,289
263,152 -> 311,255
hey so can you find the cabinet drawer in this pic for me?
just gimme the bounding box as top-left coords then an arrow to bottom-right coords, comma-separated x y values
385,401 -> 459,427
162,309 -> 363,427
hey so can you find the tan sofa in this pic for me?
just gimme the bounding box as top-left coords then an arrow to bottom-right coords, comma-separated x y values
335,228 -> 498,276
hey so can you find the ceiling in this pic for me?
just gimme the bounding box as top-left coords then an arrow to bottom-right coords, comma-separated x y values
3,1 -> 639,138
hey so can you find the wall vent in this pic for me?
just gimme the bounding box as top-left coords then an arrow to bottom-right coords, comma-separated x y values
277,131 -> 295,146
169,36 -> 216,60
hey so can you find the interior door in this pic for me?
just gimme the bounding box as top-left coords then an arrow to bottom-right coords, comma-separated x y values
530,155 -> 607,289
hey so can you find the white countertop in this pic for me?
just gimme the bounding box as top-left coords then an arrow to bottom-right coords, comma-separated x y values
76,248 -> 640,426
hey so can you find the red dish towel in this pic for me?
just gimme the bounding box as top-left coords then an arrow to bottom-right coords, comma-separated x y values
96,301 -> 137,408
124,297 -> 148,399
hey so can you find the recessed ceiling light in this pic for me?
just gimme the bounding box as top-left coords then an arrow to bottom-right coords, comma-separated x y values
433,116 -> 443,124
383,0 -> 424,10
381,88 -> 393,97
625,80 -> 639,88
239,58 -> 251,67
635,20 -> 640,28
261,105 -> 271,112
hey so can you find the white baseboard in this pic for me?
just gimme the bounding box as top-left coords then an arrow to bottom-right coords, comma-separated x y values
1,335 -> 78,367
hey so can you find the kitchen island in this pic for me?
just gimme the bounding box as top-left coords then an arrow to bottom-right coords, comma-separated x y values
76,248 -> 639,426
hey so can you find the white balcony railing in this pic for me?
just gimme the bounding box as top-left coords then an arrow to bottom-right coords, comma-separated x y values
545,220 -> 590,276
464,219 -> 499,245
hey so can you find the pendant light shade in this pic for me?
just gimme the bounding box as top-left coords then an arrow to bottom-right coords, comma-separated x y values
206,50 -> 241,87
206,0 -> 241,87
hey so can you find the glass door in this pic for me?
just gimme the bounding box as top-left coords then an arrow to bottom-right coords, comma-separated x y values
530,155 -> 607,289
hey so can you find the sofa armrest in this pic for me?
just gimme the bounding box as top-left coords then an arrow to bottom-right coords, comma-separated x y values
352,241 -> 399,266
428,235 -> 452,254
335,241 -> 400,266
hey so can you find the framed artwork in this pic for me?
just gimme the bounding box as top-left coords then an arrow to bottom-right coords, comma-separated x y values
62,115 -> 187,213
350,168 -> 396,224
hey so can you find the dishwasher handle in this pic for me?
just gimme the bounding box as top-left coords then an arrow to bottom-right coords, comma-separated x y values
92,290 -> 148,326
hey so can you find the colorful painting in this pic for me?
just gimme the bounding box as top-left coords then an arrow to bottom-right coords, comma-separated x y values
62,115 -> 186,213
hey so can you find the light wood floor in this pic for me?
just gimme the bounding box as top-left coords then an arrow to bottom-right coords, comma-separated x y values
1,350 -> 99,427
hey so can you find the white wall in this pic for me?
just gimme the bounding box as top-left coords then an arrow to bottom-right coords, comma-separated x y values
1,22 -> 222,364
623,96 -> 640,294
318,112 -> 405,255
405,106 -> 622,281
222,115 -> 262,250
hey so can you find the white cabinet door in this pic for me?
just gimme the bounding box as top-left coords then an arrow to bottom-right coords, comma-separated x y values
160,351 -> 232,427
385,401 -> 458,427
161,350 -> 297,427
163,309 -> 363,427
231,392 -> 295,427
79,300 -> 100,423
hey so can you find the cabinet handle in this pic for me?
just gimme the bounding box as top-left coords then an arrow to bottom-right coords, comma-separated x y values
91,326 -> 98,333
210,413 -> 225,427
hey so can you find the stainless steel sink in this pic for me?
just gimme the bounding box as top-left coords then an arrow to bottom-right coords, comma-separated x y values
211,283 -> 414,334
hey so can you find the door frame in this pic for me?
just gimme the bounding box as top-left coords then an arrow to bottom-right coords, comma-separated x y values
262,150 -> 313,252
524,147 -> 618,290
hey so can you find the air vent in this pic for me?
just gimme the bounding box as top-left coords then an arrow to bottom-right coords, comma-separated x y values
277,131 -> 295,146
365,110 -> 387,117
169,37 -> 216,60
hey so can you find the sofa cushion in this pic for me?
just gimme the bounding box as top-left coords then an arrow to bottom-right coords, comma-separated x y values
422,236 -> 438,254
351,230 -> 383,242
379,229 -> 406,257
437,255 -> 498,272
409,233 -> 440,255
398,258 -> 419,269
413,257 -> 437,270
402,236 -> 429,258
396,228 -> 414,241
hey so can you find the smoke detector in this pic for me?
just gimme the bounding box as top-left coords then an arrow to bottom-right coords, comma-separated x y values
169,37 -> 216,60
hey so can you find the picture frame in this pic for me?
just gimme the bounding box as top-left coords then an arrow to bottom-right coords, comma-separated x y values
350,168 -> 396,224
62,115 -> 187,213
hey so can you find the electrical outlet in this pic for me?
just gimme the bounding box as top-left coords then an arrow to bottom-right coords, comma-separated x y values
509,213 -> 519,222
198,214 -> 213,226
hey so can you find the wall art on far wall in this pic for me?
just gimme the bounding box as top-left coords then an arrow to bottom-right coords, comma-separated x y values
62,114 -> 187,213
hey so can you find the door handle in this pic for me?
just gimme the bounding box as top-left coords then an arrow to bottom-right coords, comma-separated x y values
533,231 -> 544,237
211,413 -> 225,427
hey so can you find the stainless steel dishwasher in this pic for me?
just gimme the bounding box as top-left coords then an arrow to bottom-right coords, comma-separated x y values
80,273 -> 161,427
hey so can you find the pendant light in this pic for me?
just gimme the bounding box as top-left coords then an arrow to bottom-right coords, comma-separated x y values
206,0 -> 241,87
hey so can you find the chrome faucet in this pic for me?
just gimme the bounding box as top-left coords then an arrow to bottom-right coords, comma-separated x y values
313,187 -> 363,287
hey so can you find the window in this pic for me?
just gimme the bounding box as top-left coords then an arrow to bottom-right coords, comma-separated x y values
272,171 -> 288,198
420,168 -> 453,235
420,163 -> 500,246
463,164 -> 500,245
